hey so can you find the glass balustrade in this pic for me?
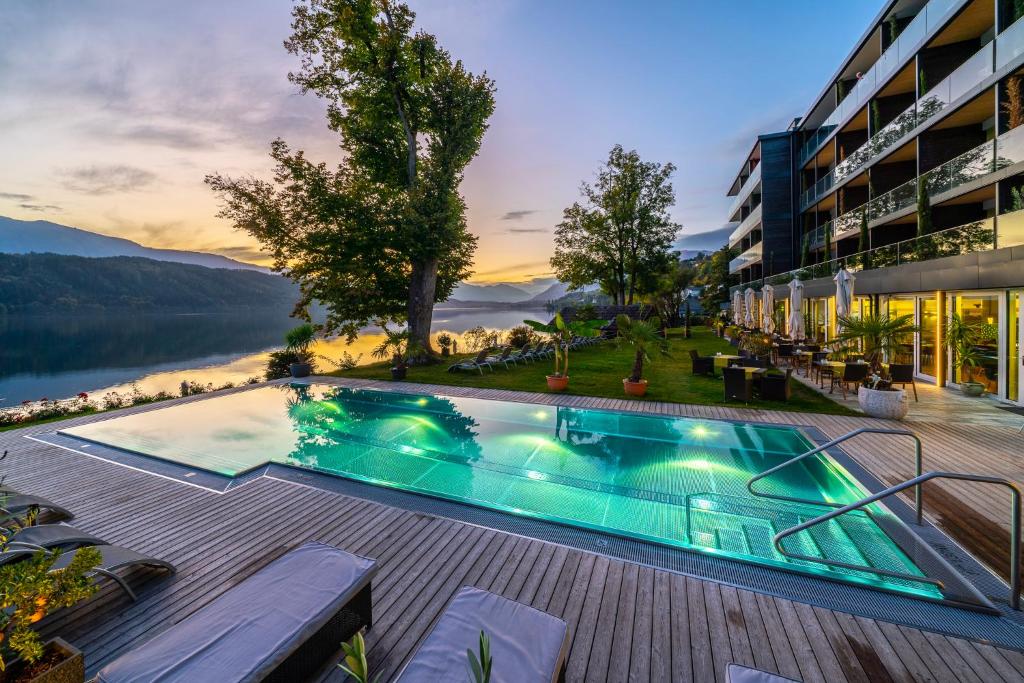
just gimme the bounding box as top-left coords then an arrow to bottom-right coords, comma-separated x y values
998,208 -> 1024,248
728,204 -> 762,245
916,42 -> 993,127
925,138 -> 995,197
796,0 -> 964,167
997,15 -> 1024,70
727,163 -> 761,221
728,242 -> 763,274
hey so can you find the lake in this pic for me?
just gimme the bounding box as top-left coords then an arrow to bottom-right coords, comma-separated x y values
0,307 -> 549,407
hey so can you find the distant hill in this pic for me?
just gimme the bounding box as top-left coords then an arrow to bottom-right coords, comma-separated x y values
450,282 -> 531,303
0,253 -> 298,314
526,281 -> 569,303
0,216 -> 266,272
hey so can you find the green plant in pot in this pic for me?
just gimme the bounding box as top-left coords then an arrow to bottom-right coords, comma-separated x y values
524,313 -> 606,391
947,313 -> 986,396
835,312 -> 919,418
371,325 -> 424,380
0,507 -> 101,682
615,315 -> 668,397
436,333 -> 453,357
284,324 -> 317,378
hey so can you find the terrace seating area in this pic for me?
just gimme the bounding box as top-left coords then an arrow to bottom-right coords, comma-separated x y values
5,379 -> 1024,681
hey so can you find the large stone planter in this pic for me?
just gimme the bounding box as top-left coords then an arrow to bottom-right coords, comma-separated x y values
3,638 -> 84,683
960,381 -> 985,397
858,387 -> 908,420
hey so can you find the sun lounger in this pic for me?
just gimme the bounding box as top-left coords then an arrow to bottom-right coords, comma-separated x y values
0,490 -> 73,522
510,343 -> 535,363
1,543 -> 175,601
3,522 -> 106,551
448,349 -> 493,374
95,541 -> 376,683
485,346 -> 517,369
394,586 -> 569,683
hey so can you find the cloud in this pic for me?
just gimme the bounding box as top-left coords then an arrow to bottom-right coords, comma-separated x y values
60,165 -> 156,195
0,192 -> 33,202
473,259 -> 551,279
93,123 -> 209,150
506,227 -> 547,234
673,225 -> 733,252
18,203 -> 61,213
500,210 -> 536,221
212,245 -> 269,262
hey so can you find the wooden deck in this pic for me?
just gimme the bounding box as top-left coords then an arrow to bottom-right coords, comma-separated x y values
5,378 -> 1024,682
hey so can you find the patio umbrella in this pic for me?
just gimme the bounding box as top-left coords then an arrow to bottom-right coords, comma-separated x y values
761,284 -> 776,334
743,288 -> 756,328
834,267 -> 855,335
732,289 -> 743,326
788,278 -> 805,341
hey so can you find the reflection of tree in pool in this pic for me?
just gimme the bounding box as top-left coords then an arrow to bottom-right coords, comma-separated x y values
283,387 -> 483,470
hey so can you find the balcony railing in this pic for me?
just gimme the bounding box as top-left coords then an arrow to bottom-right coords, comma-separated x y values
997,12 -> 1024,70
727,163 -> 761,221
916,40 -> 993,127
797,0 -> 962,166
728,203 -> 763,247
729,241 -> 763,274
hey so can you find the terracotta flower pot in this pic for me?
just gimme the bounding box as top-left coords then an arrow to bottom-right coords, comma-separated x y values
546,374 -> 569,391
4,638 -> 84,683
623,378 -> 648,397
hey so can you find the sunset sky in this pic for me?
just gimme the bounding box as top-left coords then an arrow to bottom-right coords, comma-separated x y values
1,0 -> 879,285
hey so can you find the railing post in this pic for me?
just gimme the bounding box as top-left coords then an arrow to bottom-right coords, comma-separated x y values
1012,486 -> 1021,609
915,436 -> 923,524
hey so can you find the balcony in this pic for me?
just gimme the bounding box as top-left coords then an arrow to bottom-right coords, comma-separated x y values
798,0 -> 963,166
728,204 -> 763,247
729,241 -> 762,274
727,163 -> 761,221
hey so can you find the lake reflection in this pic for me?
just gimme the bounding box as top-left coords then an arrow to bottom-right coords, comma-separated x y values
0,307 -> 548,406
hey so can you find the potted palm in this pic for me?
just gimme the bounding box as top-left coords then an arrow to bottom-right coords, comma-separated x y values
834,312 -> 919,419
947,313 -> 986,396
285,324 -> 317,378
371,326 -> 423,380
0,519 -> 101,683
615,315 -> 669,397
524,313 -> 606,391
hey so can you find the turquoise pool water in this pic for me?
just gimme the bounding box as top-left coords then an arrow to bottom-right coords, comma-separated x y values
61,384 -> 941,599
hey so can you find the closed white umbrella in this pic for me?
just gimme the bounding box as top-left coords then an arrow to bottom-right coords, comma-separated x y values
732,290 -> 743,326
761,284 -> 775,334
743,288 -> 756,328
834,267 -> 855,335
788,278 -> 805,340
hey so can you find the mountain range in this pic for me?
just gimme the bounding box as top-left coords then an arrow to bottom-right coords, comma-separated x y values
0,217 -> 267,272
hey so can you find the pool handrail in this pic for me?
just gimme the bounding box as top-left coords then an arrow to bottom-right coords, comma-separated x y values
772,471 -> 1023,609
746,427 -> 923,521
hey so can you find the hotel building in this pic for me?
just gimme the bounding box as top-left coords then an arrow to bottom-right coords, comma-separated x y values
727,0 -> 1024,404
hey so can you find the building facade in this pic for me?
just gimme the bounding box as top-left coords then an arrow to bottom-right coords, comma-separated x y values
727,0 -> 1024,404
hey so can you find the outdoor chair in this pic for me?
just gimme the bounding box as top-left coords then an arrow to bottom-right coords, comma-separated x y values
511,343 -> 535,363
1,542 -> 175,601
485,346 -> 516,369
810,351 -> 830,386
96,542 -> 375,683
447,349 -> 493,374
759,369 -> 792,402
723,367 -> 754,402
777,344 -> 795,368
744,357 -> 768,369
689,349 -> 714,377
394,586 -> 570,683
830,362 -> 870,399
534,341 -> 555,359
803,343 -> 821,352
888,363 -> 917,401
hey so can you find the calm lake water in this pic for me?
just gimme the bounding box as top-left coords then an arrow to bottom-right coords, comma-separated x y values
0,307 -> 548,407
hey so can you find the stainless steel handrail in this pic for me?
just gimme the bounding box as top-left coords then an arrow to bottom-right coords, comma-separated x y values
747,427 -> 923,520
773,471 -> 1023,609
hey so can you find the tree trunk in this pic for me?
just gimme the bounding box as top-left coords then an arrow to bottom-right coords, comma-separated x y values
408,258 -> 439,360
631,349 -> 644,383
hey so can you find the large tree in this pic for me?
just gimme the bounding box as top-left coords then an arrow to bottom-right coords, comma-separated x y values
694,245 -> 736,313
550,146 -> 679,305
206,0 -> 495,355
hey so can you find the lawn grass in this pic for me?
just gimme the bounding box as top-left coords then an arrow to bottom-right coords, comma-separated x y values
339,327 -> 859,416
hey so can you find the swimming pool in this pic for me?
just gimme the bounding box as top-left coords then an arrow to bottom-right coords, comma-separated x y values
61,383 -> 944,600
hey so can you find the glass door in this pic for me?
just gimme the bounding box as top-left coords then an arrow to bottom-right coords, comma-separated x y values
950,293 -> 1000,394
886,297 -> 916,368
917,296 -> 939,381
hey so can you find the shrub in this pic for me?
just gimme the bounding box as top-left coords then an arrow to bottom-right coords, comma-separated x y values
506,325 -> 538,348
463,326 -> 501,351
265,349 -> 304,380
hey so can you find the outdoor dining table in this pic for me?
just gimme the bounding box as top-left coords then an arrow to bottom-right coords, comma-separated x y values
713,354 -> 742,371
735,366 -> 768,379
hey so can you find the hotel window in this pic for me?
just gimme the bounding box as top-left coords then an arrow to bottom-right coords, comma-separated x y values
951,294 -> 999,392
886,298 -> 915,364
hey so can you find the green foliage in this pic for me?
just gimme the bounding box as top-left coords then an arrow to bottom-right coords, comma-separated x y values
834,313 -> 919,371
265,350 -> 303,380
0,254 -> 298,314
337,632 -> 380,683
1010,185 -> 1024,212
800,233 -> 811,268
739,332 -> 773,358
615,315 -> 668,382
1015,0 -> 1024,25
467,630 -> 492,683
946,313 -> 991,379
436,333 -> 453,354
551,145 -> 679,305
574,303 -> 599,322
319,351 -> 363,371
858,211 -> 872,269
524,313 -> 605,378
505,325 -> 538,348
285,324 -> 317,360
871,100 -> 881,135
371,325 -> 424,369
463,326 -> 501,351
0,538 -> 102,669
645,258 -> 695,327
694,246 -> 737,312
207,0 -> 496,351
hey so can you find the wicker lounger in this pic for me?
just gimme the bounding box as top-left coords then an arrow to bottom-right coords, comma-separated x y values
394,586 -> 569,683
95,541 -> 376,683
